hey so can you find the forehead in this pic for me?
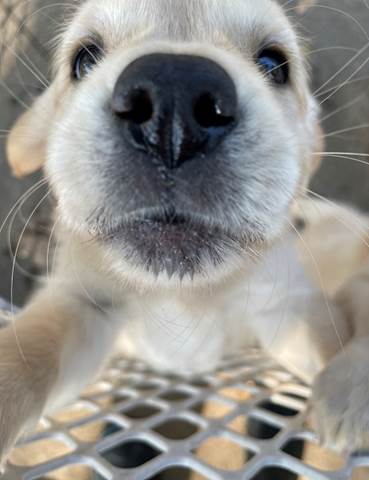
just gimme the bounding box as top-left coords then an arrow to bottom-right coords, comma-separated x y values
66,0 -> 297,51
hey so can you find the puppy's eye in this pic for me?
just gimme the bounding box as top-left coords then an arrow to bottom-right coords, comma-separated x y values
257,49 -> 289,85
73,44 -> 102,80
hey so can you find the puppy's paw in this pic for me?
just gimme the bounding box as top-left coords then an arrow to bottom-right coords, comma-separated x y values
0,336 -> 49,469
0,372 -> 44,470
312,339 -> 369,453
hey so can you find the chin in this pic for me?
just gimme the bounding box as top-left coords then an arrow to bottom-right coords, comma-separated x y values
94,208 -> 268,291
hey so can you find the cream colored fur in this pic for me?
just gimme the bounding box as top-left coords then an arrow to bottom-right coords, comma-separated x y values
1,0 -> 368,468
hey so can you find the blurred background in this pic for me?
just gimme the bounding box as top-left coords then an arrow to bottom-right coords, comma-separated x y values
0,0 -> 369,305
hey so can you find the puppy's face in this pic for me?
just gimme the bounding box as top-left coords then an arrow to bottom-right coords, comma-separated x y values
8,0 -> 321,288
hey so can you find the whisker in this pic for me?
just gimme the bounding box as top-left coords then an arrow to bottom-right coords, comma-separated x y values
287,218 -> 347,355
324,123 -> 369,138
316,151 -> 369,158
308,46 -> 360,56
313,42 -> 369,96
9,189 -> 51,366
6,182 -> 50,278
304,190 -> 369,245
286,4 -> 369,42
70,240 -> 111,315
2,43 -> 49,89
46,216 -> 60,279
9,191 -> 51,285
319,55 -> 369,106
320,94 -> 366,122
0,178 -> 48,238
316,74 -> 369,98
0,77 -> 30,110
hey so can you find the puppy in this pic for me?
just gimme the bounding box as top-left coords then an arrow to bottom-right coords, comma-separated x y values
2,0 -> 366,466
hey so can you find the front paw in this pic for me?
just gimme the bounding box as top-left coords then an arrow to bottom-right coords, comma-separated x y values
0,335 -> 50,469
0,372 -> 45,471
312,339 -> 369,453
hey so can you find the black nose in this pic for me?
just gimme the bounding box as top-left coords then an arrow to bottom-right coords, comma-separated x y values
112,54 -> 238,169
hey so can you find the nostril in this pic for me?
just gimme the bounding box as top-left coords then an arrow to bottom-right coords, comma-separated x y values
113,54 -> 238,167
116,89 -> 154,125
193,93 -> 235,129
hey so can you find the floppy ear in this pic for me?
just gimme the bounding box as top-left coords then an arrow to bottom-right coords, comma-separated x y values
279,0 -> 315,15
296,0 -> 315,14
6,84 -> 57,177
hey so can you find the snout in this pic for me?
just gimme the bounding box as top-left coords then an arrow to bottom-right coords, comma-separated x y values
111,54 -> 238,169
68,51 -> 295,280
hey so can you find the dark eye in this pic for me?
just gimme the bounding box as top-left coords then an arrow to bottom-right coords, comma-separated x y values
257,49 -> 289,85
73,44 -> 102,80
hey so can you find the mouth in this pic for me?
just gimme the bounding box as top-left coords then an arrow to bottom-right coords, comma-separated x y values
97,208 -> 246,278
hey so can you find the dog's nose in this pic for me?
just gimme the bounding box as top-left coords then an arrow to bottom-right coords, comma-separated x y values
112,54 -> 238,169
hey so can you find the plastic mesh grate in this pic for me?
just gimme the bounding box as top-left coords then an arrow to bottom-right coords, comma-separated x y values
3,352 -> 369,480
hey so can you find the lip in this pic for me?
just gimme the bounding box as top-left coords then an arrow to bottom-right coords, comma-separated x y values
101,208 -> 229,239
96,208 -> 244,277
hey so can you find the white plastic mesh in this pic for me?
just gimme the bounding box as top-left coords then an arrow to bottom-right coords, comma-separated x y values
3,352 -> 369,480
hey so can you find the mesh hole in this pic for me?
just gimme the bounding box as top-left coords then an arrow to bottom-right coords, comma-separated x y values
218,386 -> 252,402
190,379 -> 211,388
164,374 -> 183,383
277,386 -> 310,402
251,467 -> 309,480
122,403 -> 162,419
217,370 -> 239,381
10,438 -> 74,467
254,376 -> 280,389
192,400 -> 234,419
71,420 -> 123,443
113,373 -> 142,387
194,436 -> 254,471
283,439 -> 345,471
258,400 -> 299,417
159,389 -> 191,402
353,467 -> 369,479
149,467 -> 208,479
51,402 -> 97,423
135,381 -> 163,392
101,440 -> 162,468
264,369 -> 293,382
153,418 -> 200,440
96,392 -> 132,408
278,391 -> 309,402
82,381 -> 112,396
228,415 -> 281,440
35,465 -> 105,480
